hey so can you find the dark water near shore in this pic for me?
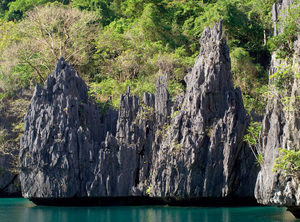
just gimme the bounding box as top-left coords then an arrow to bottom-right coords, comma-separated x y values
0,198 -> 298,222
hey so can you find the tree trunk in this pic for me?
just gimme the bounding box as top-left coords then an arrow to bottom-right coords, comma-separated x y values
264,29 -> 267,46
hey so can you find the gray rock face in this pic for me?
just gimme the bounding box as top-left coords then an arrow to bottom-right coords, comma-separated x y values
84,90 -> 156,197
20,21 -> 257,203
254,80 -> 300,208
270,0 -> 295,77
19,57 -> 118,198
255,78 -> 300,205
155,74 -> 172,128
272,0 -> 294,37
254,96 -> 287,205
254,0 -> 300,209
150,21 -> 254,199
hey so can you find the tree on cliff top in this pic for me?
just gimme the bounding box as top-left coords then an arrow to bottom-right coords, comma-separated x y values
2,0 -> 70,21
0,3 -> 99,93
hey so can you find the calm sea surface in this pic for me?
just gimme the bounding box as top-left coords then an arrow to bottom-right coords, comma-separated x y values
0,198 -> 298,222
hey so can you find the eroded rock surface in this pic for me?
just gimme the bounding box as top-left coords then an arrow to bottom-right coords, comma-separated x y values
20,21 -> 257,204
19,57 -> 118,198
254,0 -> 300,214
150,21 -> 255,199
254,60 -> 300,215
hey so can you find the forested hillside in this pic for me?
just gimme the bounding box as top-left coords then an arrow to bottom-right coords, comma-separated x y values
0,0 -> 299,154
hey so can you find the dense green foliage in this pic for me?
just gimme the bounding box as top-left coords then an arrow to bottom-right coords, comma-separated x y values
273,148 -> 300,178
0,0 -> 297,114
0,3 -> 99,95
3,0 -> 69,21
270,3 -> 300,61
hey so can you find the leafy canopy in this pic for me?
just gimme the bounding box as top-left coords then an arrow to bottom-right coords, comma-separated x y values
0,3 -> 99,93
273,148 -> 300,178
0,0 -> 288,115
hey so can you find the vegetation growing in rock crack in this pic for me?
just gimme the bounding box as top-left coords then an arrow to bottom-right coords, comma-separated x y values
136,102 -> 155,121
273,148 -> 300,180
243,121 -> 264,166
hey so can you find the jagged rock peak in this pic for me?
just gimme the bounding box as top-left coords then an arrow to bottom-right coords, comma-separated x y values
150,20 -> 254,199
19,20 -> 256,205
125,86 -> 130,95
52,56 -> 72,79
44,56 -> 88,103
185,20 -> 232,97
19,58 -> 117,199
200,19 -> 223,43
155,74 -> 171,128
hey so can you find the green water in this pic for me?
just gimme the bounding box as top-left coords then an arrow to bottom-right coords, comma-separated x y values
0,198 -> 298,222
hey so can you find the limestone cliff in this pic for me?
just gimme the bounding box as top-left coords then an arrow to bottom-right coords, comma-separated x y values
150,21 -> 256,199
254,0 -> 300,216
19,21 -> 257,205
19,58 -> 118,198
